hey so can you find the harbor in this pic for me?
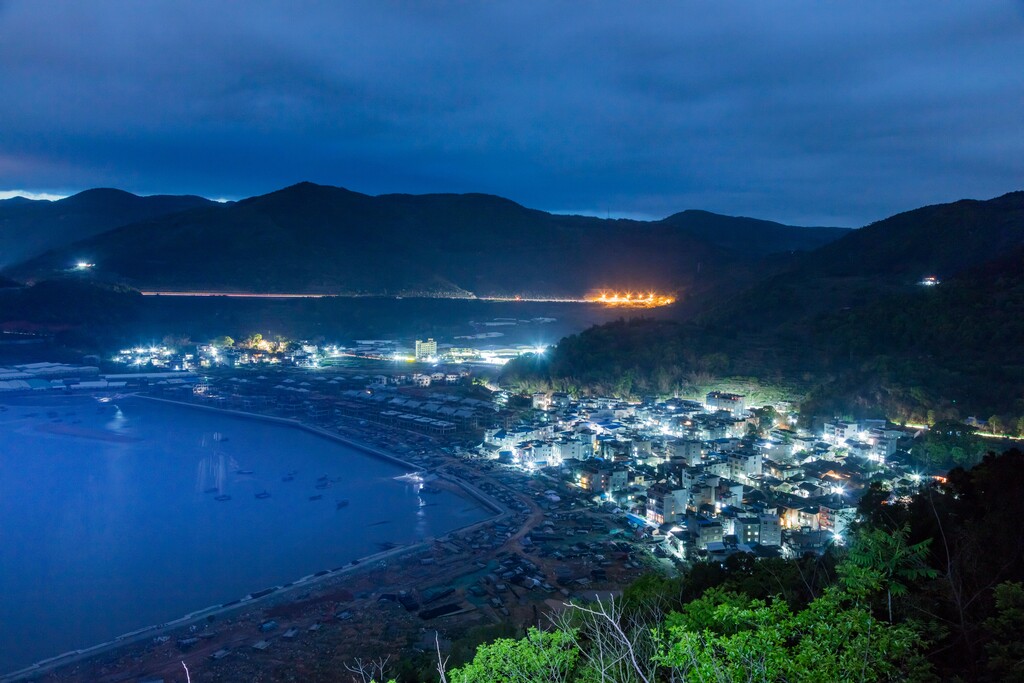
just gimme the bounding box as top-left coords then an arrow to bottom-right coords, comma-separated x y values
0,394 -> 496,677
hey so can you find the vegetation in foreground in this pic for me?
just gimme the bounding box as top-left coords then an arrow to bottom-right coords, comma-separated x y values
356,450 -> 1024,682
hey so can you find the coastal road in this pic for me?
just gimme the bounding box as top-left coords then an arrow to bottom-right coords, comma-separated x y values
139,290 -> 592,303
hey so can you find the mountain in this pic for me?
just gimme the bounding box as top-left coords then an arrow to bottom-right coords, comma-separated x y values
504,191 -> 1024,421
657,210 -> 848,256
703,191 -> 1024,330
0,189 -> 215,268
7,182 -> 845,297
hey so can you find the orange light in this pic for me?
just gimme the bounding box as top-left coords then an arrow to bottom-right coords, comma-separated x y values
587,290 -> 676,308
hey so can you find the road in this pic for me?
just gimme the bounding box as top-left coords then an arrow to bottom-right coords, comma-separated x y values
139,290 -> 594,303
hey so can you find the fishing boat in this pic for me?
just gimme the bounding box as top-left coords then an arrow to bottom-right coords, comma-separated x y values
255,490 -> 271,499
308,494 -> 323,501
215,495 -> 232,502
336,499 -> 349,510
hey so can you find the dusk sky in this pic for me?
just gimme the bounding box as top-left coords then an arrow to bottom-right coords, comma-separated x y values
1,1 -> 1022,226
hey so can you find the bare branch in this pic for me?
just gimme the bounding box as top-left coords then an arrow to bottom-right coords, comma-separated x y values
436,632 -> 450,683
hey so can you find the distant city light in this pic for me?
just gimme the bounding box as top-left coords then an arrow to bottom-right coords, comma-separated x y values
919,276 -> 940,286
74,261 -> 95,270
587,290 -> 675,308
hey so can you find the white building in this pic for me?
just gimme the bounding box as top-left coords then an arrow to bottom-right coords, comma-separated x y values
414,338 -> 437,361
706,391 -> 746,417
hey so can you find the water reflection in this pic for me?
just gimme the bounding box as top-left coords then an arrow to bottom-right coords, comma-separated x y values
0,395 -> 489,674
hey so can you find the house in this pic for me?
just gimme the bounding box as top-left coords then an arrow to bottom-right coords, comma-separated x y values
670,439 -> 703,466
759,514 -> 782,546
645,484 -> 688,525
706,391 -> 746,417
696,518 -> 724,549
734,516 -> 761,545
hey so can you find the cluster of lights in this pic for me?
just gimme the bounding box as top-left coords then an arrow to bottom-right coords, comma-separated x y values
588,291 -> 675,308
113,345 -> 184,368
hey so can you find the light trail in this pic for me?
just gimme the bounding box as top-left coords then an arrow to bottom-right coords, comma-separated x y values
139,290 -> 678,306
139,291 -> 593,303
140,291 -> 334,299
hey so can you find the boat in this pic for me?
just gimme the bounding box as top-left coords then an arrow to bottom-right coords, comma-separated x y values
336,499 -> 349,510
255,490 -> 271,499
282,475 -> 295,482
315,482 -> 331,490
236,469 -> 254,475
308,494 -> 323,501
215,495 -> 232,502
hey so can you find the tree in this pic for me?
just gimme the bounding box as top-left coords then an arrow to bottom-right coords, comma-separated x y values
447,627 -> 579,683
652,588 -> 928,682
553,597 -> 658,683
839,524 -> 936,623
983,582 -> 1024,682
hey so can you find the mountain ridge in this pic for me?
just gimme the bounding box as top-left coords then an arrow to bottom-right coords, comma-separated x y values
503,189 -> 1024,420
0,189 -> 215,268
7,181 -> 848,298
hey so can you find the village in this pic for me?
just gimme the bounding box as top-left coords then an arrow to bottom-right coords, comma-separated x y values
0,345 -> 945,682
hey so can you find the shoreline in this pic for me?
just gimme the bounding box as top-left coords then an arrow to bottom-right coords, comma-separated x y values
1,394 -> 507,682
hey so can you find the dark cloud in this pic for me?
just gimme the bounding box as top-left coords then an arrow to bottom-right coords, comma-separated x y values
0,0 -> 1021,225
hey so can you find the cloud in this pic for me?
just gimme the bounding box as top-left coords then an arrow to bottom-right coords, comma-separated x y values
0,189 -> 67,201
0,1 -> 1021,226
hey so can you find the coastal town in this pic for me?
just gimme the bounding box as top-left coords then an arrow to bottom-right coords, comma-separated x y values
0,335 -> 959,682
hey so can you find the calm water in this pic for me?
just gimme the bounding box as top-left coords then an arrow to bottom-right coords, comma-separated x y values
131,296 -> 681,346
0,395 -> 489,673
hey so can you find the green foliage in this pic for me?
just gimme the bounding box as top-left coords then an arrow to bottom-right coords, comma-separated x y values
446,622 -> 523,670
984,582 -> 1024,682
440,451 -> 1024,682
655,588 -> 928,682
839,524 -> 937,622
448,627 -> 579,683
910,420 -> 988,470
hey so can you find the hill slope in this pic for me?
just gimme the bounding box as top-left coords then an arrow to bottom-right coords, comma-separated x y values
505,191 -> 1024,421
0,189 -> 215,268
658,209 -> 847,255
704,191 -> 1024,330
8,182 -> 845,297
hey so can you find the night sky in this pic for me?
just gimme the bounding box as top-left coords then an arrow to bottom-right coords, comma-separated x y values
1,1 -> 1022,226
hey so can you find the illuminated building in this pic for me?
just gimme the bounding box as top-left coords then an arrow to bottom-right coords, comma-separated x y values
414,338 -> 437,361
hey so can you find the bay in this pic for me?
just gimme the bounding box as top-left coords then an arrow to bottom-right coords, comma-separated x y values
0,395 -> 488,673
